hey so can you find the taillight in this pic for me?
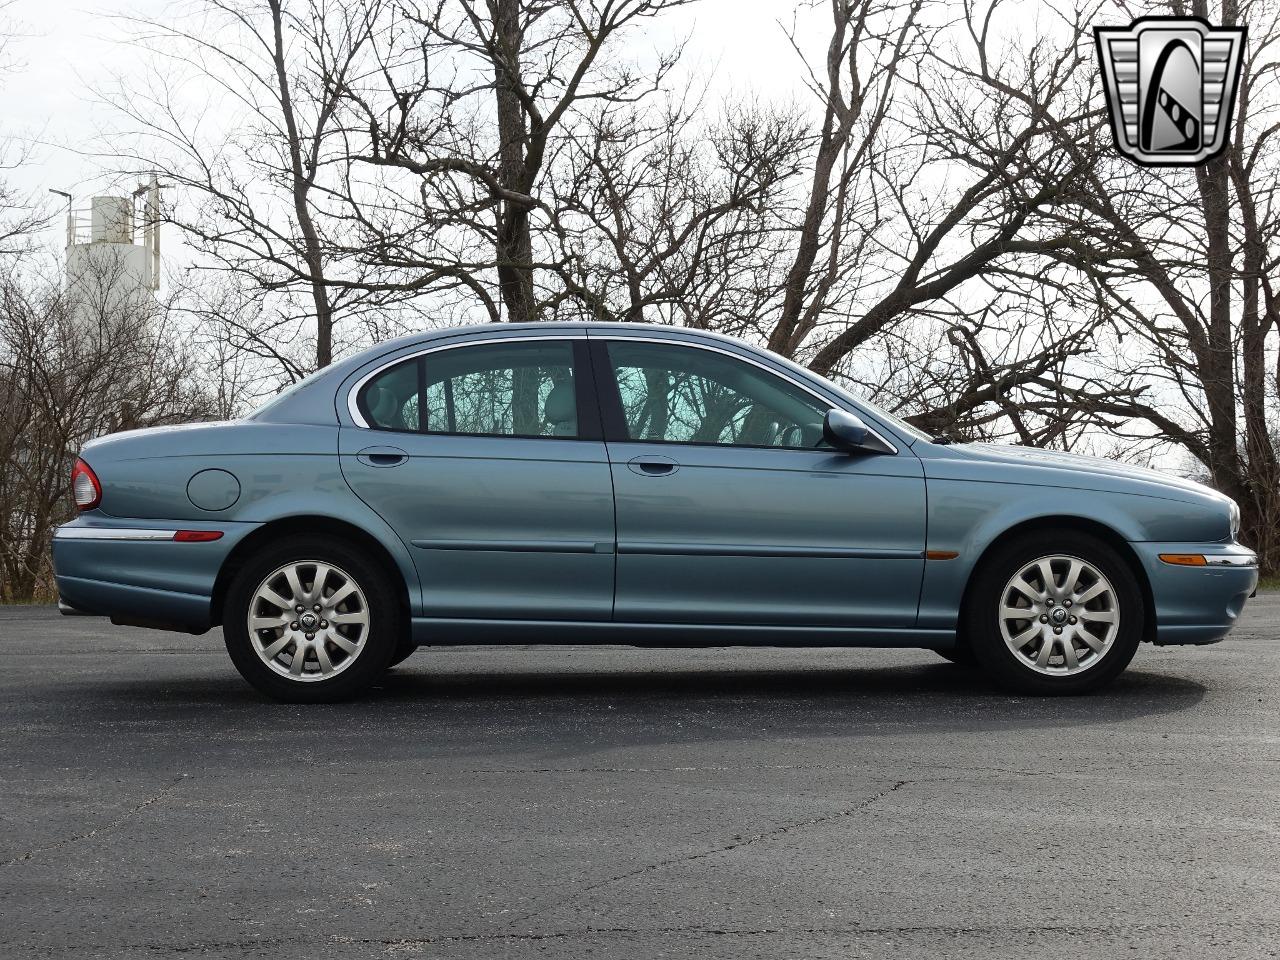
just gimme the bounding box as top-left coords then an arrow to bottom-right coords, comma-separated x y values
70,458 -> 101,511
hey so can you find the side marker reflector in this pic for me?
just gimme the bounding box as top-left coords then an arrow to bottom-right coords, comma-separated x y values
1159,553 -> 1207,566
173,530 -> 224,543
925,550 -> 960,561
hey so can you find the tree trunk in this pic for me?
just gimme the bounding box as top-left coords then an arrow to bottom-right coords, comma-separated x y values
268,0 -> 334,366
767,4 -> 851,359
493,0 -> 538,323
1192,0 -> 1246,514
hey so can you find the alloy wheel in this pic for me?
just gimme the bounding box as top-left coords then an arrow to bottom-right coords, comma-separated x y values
247,560 -> 370,682
998,554 -> 1120,676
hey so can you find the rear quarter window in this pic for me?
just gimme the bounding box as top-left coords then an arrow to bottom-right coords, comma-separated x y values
357,359 -> 421,432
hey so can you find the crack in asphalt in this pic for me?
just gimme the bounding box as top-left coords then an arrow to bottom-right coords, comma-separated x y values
0,774 -> 188,868
340,918 -> 1280,946
507,778 -> 912,927
19,919 -> 1280,954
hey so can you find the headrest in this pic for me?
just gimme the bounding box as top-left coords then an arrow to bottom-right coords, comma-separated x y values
367,386 -> 398,427
544,380 -> 576,424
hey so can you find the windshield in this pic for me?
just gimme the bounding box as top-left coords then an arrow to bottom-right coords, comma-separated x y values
751,350 -> 933,445
754,348 -> 933,445
841,388 -> 933,444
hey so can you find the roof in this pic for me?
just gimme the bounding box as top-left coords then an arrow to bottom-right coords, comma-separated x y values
383,320 -> 746,346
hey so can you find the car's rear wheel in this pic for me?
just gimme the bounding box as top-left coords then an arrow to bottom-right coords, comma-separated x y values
933,644 -> 974,666
223,537 -> 401,702
964,531 -> 1143,695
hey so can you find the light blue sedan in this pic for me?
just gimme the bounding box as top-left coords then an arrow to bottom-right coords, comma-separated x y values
53,323 -> 1258,701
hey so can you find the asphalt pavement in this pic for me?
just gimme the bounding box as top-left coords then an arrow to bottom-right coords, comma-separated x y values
1,598 -> 1278,959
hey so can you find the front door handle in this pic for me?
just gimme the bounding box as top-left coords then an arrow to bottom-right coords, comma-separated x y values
356,445 -> 408,467
626,455 -> 679,477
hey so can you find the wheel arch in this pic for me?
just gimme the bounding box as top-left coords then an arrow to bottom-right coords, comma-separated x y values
957,515 -> 1156,646
211,515 -> 412,632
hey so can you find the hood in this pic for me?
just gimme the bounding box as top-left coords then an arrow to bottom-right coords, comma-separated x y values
946,442 -> 1228,504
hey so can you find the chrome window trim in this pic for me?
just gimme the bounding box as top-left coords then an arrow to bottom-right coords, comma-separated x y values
592,334 -> 900,455
345,331 -> 899,455
54,527 -> 175,541
345,335 -> 581,428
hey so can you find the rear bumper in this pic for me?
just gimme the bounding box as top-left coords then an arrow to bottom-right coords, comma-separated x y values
52,516 -> 256,633
57,598 -> 99,616
56,578 -> 213,633
1133,541 -> 1259,645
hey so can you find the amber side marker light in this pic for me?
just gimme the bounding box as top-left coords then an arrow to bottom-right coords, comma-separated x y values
1158,553 -> 1207,566
173,530 -> 224,543
925,550 -> 960,561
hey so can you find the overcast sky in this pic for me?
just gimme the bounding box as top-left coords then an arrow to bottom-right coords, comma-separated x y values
4,0 -> 826,252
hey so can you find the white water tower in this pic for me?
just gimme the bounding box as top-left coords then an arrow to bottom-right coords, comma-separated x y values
58,178 -> 162,323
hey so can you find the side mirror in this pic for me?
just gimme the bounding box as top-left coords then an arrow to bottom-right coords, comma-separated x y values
822,409 -> 893,455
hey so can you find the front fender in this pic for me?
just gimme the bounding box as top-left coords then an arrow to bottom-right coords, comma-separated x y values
917,479 -> 1221,631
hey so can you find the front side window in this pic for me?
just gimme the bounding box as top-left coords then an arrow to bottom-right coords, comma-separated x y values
357,340 -> 578,438
604,341 -> 828,449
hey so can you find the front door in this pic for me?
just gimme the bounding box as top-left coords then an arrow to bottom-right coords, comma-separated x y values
592,337 -> 926,628
340,337 -> 615,621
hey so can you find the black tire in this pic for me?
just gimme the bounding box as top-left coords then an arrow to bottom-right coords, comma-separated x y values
223,536 -> 403,702
388,639 -> 418,668
933,644 -> 975,666
963,531 -> 1144,695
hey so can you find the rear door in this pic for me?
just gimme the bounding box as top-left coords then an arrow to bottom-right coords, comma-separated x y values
592,336 -> 926,628
339,337 -> 616,621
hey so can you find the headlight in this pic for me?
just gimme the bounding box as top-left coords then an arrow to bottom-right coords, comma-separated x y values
1228,499 -> 1241,539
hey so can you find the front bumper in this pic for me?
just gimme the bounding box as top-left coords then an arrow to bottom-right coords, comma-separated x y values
52,516 -> 256,633
1132,541 -> 1259,645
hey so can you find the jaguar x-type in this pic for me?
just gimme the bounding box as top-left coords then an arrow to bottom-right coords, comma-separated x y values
53,323 -> 1258,701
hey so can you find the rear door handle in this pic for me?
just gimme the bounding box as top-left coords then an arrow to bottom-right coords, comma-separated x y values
356,445 -> 408,467
626,455 -> 679,477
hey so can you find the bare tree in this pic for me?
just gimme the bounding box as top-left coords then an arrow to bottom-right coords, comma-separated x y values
547,95 -> 811,328
886,0 -> 1280,566
104,0 -> 390,372
1034,0 -> 1280,566
0,255 -> 216,601
766,0 -> 923,359
0,2 -> 47,254
347,0 -> 696,322
660,0 -> 1143,446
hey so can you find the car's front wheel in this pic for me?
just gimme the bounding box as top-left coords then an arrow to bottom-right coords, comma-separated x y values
964,532 -> 1144,695
223,537 -> 401,702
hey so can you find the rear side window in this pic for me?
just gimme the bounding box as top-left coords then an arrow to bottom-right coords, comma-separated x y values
356,341 -> 579,439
